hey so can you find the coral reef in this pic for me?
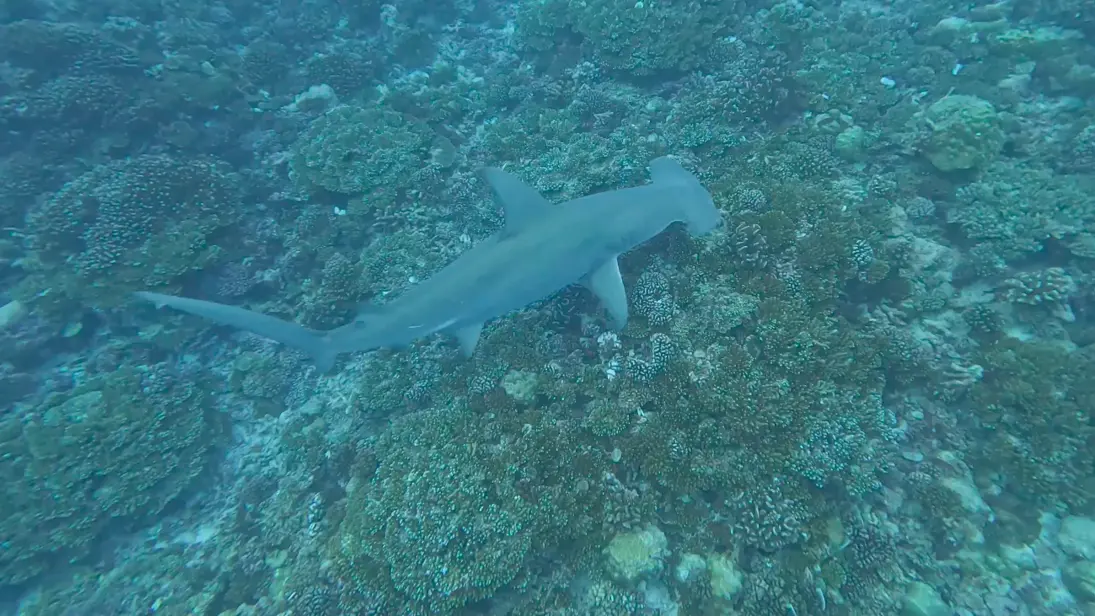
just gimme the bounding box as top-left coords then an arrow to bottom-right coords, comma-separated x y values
2,0 -> 1094,614
21,154 -> 242,308
919,94 -> 1006,172
0,366 -> 218,587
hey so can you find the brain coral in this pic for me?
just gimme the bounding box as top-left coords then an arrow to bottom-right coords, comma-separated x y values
920,94 -> 1005,171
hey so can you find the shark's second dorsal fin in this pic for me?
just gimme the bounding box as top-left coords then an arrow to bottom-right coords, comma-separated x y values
481,167 -> 552,235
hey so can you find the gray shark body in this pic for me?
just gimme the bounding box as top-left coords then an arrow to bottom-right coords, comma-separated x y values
135,156 -> 721,371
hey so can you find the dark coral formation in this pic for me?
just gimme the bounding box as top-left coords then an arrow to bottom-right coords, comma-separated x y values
23,154 -> 241,306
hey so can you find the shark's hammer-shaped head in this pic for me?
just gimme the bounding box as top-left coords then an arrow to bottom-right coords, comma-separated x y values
647,157 -> 722,235
683,185 -> 722,236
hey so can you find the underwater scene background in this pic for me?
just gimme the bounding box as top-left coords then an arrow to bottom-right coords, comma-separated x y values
1,0 -> 1094,614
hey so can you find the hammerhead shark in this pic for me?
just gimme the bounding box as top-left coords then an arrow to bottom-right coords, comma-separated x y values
135,156 -> 721,372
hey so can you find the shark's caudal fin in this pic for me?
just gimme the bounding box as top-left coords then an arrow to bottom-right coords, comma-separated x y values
648,156 -> 722,235
134,292 -> 338,372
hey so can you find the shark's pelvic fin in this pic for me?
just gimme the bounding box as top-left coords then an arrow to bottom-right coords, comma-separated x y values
480,167 -> 553,235
585,258 -> 628,329
310,342 -> 338,373
453,322 -> 484,356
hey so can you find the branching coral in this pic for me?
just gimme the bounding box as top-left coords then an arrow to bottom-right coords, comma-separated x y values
16,75 -> 129,127
999,267 -> 1077,322
298,251 -> 364,328
23,154 -> 241,307
632,269 -> 676,326
289,104 -> 435,203
624,332 -> 679,383
0,366 -> 216,587
333,402 -> 610,613
948,162 -> 1095,263
968,339 -> 1095,511
729,478 -> 813,553
517,0 -> 740,76
0,20 -> 140,78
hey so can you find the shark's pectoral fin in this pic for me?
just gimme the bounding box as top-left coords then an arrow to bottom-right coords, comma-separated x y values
585,257 -> 629,330
481,167 -> 553,236
453,322 -> 484,356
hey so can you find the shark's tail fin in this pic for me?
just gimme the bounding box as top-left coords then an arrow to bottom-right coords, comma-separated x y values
648,156 -> 722,235
135,292 -> 340,372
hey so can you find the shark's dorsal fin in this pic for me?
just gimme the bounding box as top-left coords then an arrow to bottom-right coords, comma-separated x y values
481,167 -> 552,235
585,258 -> 629,330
